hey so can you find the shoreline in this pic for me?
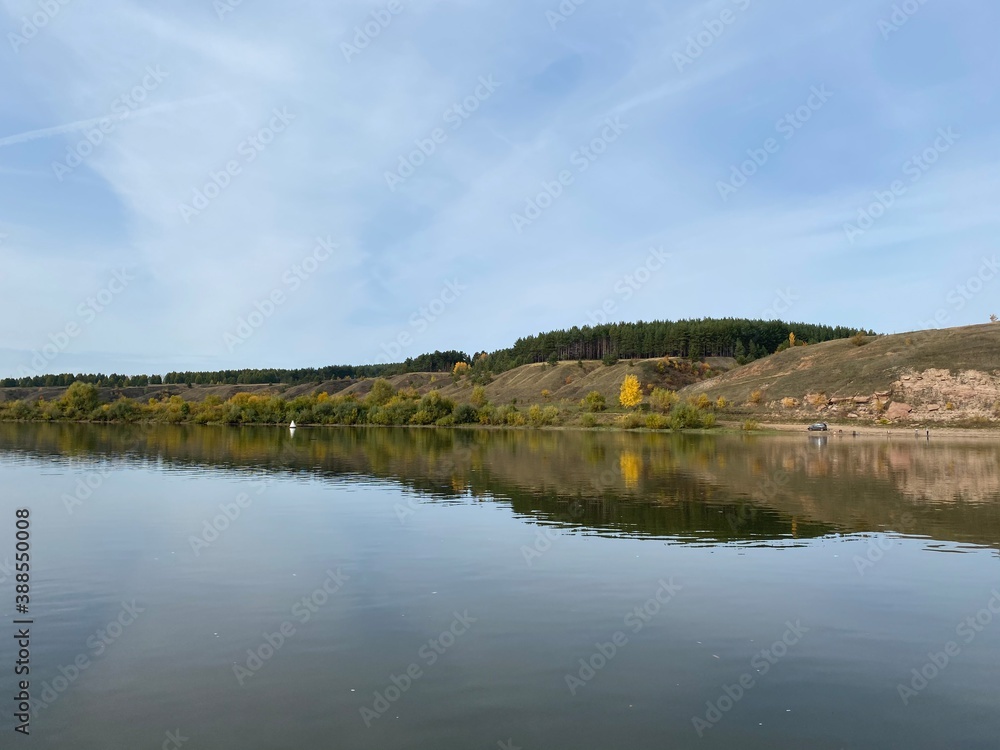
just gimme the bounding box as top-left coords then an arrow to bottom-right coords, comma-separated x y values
2,417 -> 998,439
737,420 -> 1000,440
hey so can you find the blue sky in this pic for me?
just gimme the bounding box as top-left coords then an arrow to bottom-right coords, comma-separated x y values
1,0 -> 998,377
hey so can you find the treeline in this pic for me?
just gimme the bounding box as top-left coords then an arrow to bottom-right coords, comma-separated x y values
0,380 -> 720,431
0,372 -> 164,388
158,349 -> 468,385
476,319 -> 865,370
1,318 -> 867,388
0,350 -> 470,389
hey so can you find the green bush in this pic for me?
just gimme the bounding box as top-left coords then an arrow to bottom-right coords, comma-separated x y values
370,397 -> 418,425
417,391 -> 454,422
649,388 -> 679,413
527,404 -> 559,426
366,378 -> 396,406
410,409 -> 435,425
669,403 -> 708,430
470,386 -> 488,408
620,412 -> 644,429
333,402 -> 364,425
38,400 -> 62,420
5,400 -> 33,420
313,401 -> 336,421
108,398 -> 142,423
60,381 -> 100,417
453,404 -> 478,424
645,413 -> 670,430
505,409 -> 527,426
580,391 -> 606,412
491,405 -> 519,426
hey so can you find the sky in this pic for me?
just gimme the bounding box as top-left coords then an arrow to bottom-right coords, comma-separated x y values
1,0 -> 998,377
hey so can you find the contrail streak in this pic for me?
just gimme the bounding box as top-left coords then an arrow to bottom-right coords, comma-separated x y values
0,94 -> 227,148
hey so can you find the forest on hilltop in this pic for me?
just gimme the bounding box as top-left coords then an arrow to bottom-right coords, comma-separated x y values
474,318 -> 864,371
2,317 -> 866,388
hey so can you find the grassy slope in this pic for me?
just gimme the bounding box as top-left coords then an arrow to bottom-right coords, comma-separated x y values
0,358 -> 731,407
322,358 -> 723,404
0,382 -> 282,405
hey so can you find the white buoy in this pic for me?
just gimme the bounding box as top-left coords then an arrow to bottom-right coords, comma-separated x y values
289,420 -> 296,429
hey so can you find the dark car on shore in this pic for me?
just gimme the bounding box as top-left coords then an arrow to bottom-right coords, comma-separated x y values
807,422 -> 829,431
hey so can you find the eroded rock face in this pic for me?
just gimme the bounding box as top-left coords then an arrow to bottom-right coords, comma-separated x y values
885,402 -> 913,421
890,368 -> 1000,422
748,366 -> 1000,425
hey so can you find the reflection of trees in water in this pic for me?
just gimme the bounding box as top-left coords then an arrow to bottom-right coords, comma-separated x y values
1,423 -> 998,547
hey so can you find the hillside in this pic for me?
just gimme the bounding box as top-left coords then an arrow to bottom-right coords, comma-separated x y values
0,357 -> 732,408
682,324 -> 1000,425
334,357 -> 733,404
5,323 -> 999,428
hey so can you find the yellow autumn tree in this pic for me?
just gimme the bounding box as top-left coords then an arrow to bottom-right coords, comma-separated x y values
453,362 -> 469,376
470,385 -> 488,408
619,374 -> 643,409
789,332 -> 795,347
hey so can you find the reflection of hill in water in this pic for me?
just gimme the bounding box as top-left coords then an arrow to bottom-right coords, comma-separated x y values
2,423 -> 999,548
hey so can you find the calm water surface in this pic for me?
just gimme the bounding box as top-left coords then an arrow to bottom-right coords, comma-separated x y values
1,423 -> 998,749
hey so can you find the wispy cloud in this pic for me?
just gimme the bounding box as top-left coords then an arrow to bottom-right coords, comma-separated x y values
0,95 -> 228,148
0,0 -> 997,375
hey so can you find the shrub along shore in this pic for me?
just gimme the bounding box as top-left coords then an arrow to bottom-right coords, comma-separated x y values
0,379 -> 721,430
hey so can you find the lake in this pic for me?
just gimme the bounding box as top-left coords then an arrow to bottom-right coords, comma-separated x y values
1,423 -> 999,748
